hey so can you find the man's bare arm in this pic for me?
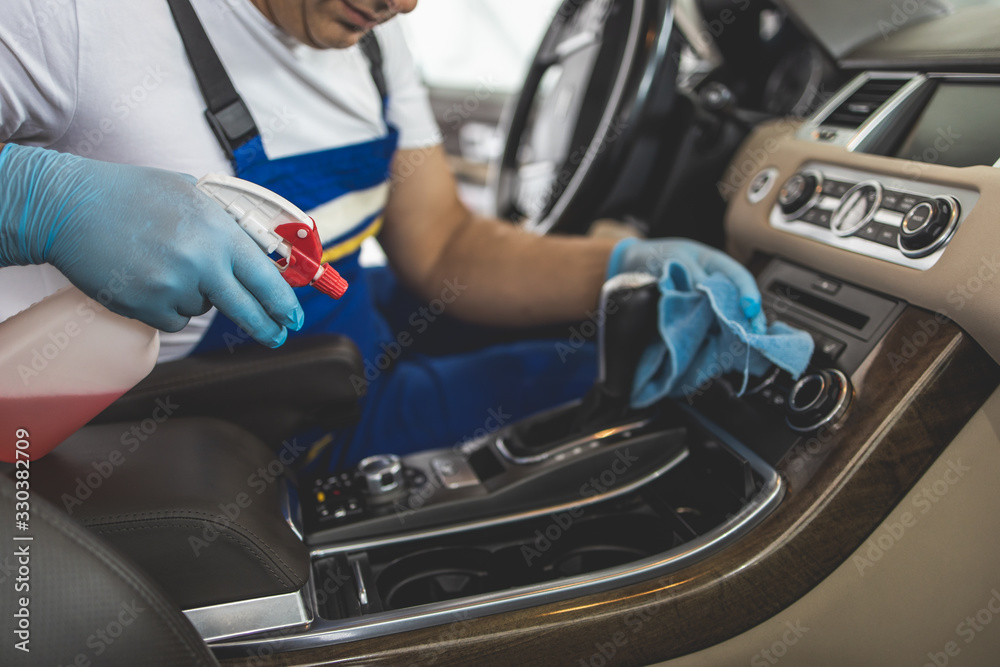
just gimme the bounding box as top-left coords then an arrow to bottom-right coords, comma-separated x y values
379,145 -> 617,327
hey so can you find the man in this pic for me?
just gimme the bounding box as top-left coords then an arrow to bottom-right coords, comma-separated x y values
0,0 -> 762,463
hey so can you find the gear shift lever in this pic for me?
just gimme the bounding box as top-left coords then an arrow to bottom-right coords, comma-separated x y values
573,273 -> 661,430
597,273 -> 661,402
505,272 -> 662,456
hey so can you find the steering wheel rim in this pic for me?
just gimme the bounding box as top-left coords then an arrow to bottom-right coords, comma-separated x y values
490,0 -> 680,236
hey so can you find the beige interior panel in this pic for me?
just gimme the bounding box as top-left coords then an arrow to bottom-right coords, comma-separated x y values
656,387 -> 1000,667
723,120 -> 1000,365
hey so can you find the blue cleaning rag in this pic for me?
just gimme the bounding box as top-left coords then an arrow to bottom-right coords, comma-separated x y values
631,261 -> 815,408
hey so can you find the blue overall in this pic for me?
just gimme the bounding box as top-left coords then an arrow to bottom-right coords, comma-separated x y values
193,89 -> 597,470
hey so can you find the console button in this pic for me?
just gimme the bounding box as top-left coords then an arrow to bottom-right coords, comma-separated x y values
814,336 -> 846,362
898,194 -> 924,212
822,180 -> 851,198
431,455 -> 480,490
903,202 -> 933,231
875,225 -> 900,248
881,190 -> 902,211
812,279 -> 841,296
856,223 -> 880,242
800,208 -> 831,228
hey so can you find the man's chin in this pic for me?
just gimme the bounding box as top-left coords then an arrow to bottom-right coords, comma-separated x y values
311,21 -> 370,48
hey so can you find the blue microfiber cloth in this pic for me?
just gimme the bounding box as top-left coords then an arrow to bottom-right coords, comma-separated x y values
631,261 -> 815,408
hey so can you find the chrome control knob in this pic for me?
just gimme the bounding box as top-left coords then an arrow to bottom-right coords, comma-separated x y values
786,369 -> 852,432
831,181 -> 882,237
778,171 -> 822,218
358,454 -> 404,498
898,196 -> 960,258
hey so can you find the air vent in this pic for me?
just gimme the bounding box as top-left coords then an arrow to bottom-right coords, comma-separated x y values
823,79 -> 909,129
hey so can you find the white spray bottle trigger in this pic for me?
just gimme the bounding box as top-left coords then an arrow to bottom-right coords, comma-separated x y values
195,174 -> 348,299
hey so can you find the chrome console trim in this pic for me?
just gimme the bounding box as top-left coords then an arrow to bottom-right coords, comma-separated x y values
279,478 -> 305,542
351,560 -> 369,607
494,416 -> 654,466
846,74 -> 928,154
185,589 -> 312,643
209,412 -> 786,658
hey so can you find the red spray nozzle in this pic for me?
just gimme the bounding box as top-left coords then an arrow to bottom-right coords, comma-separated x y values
313,266 -> 349,299
274,221 -> 348,299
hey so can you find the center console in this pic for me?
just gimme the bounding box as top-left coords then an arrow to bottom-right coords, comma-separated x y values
199,249 -> 924,656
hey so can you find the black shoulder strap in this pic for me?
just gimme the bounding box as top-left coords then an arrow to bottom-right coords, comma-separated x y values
166,0 -> 389,160
358,32 -> 389,107
166,0 -> 259,159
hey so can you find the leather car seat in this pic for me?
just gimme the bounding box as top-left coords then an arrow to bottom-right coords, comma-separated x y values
0,474 -> 220,666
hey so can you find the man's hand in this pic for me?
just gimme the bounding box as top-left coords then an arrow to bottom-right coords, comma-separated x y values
607,237 -> 764,324
0,144 -> 303,346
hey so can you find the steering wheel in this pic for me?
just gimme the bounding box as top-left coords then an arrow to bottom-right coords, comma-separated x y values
490,0 -> 682,236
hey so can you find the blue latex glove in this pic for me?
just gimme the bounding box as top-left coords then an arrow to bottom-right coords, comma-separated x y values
607,237 -> 766,333
631,261 -> 814,407
0,144 -> 302,347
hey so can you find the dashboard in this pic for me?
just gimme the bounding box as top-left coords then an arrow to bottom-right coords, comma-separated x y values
725,69 -> 1000,366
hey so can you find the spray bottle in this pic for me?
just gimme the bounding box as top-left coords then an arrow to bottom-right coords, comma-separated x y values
0,174 -> 345,461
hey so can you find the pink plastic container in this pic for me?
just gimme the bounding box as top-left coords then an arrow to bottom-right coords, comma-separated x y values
0,287 -> 159,461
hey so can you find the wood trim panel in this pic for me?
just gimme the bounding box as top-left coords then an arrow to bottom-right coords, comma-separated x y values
222,307 -> 999,666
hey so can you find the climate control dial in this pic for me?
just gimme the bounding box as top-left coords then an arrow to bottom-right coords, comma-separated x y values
778,170 -> 823,218
786,369 -> 853,432
899,196 -> 960,258
831,181 -> 882,237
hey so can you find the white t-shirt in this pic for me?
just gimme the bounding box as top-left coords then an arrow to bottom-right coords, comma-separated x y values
0,0 -> 441,360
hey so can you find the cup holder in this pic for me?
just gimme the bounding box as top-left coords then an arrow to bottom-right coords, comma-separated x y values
372,514 -> 673,611
317,421 -> 769,620
376,547 -> 497,611
532,514 -> 672,577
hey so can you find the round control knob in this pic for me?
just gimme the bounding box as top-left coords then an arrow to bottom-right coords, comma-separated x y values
700,82 -> 735,113
898,196 -> 960,259
831,181 -> 882,237
786,369 -> 852,432
358,455 -> 404,498
778,171 -> 822,218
